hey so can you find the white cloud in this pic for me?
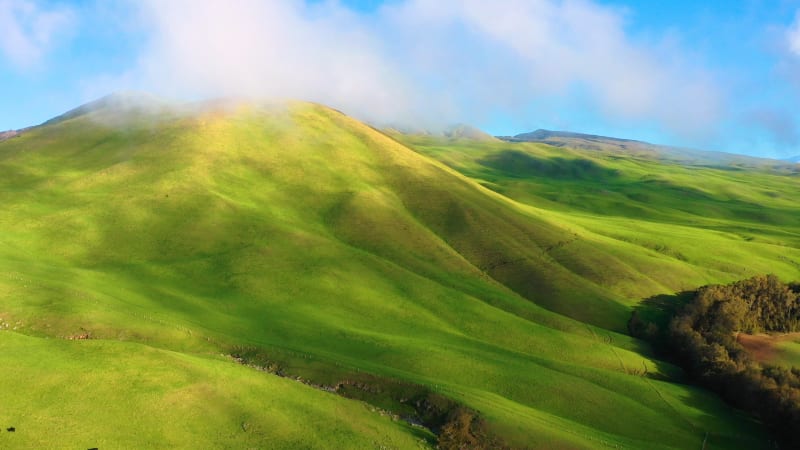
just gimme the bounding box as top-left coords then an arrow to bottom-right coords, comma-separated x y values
0,0 -> 74,70
120,0 -> 721,135
788,13 -> 800,56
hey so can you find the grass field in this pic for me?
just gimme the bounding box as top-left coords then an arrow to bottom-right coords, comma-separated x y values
395,134 -> 800,313
0,95 -> 795,448
774,339 -> 800,368
0,331 -> 431,449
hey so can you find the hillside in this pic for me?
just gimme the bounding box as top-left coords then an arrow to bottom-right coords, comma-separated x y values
0,129 -> 26,142
395,132 -> 800,292
499,129 -> 800,172
0,95 -> 791,448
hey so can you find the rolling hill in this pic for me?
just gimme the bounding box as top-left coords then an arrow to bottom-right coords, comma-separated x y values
1,94 -> 797,448
499,128 -> 800,172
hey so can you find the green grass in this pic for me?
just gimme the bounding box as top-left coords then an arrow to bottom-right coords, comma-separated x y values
0,96 -> 792,447
0,331 -> 431,449
771,339 -> 800,368
395,133 -> 800,310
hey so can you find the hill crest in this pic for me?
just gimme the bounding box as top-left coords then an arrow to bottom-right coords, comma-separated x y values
499,128 -> 641,144
498,128 -> 796,170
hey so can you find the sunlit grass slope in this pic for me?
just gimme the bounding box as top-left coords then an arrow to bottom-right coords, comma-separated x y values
0,331 -> 430,449
774,339 -> 800,368
0,96 -> 777,448
396,134 -> 800,315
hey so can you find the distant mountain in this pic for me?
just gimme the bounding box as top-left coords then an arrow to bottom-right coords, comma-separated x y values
499,129 -> 796,171
500,129 -> 640,145
386,123 -> 499,142
786,155 -> 800,163
442,123 -> 498,141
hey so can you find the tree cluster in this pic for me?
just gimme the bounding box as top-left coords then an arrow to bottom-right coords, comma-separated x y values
684,274 -> 800,334
634,275 -> 800,448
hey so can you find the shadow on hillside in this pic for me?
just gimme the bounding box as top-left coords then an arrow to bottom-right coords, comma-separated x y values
670,386 -> 772,449
622,291 -> 698,381
626,291 -> 777,448
478,150 -> 619,180
635,291 -> 695,329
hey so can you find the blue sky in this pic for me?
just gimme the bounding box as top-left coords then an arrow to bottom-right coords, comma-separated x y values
2,0 -> 800,158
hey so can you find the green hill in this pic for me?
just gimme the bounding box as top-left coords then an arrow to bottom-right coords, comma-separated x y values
498,128 -> 800,171
0,332 -> 430,449
1,95 -> 794,448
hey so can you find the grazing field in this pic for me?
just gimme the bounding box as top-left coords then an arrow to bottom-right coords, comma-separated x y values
0,95 -> 795,447
396,133 -> 800,314
0,331 -> 431,449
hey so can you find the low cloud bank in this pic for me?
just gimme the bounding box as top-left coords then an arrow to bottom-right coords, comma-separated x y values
120,0 -> 721,135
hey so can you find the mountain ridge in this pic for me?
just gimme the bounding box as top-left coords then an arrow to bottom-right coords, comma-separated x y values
499,128 -> 642,144
4,92 -> 791,168
498,128 -> 796,170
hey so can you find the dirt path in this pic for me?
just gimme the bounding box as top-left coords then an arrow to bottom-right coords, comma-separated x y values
737,332 -> 800,363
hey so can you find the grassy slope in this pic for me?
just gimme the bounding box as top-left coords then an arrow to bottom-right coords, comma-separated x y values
396,135 -> 800,315
0,331 -> 430,449
0,99 -> 779,448
774,339 -> 800,368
